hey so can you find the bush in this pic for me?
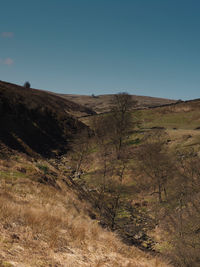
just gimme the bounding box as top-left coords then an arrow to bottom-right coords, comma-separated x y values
24,81 -> 31,88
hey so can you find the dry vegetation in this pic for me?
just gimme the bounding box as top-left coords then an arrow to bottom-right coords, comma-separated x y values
2,82 -> 200,267
0,155 -> 170,267
0,80 -> 94,157
58,94 -> 176,114
76,95 -> 200,267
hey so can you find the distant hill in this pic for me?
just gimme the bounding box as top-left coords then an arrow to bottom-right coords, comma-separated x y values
0,80 -> 93,156
58,93 -> 177,114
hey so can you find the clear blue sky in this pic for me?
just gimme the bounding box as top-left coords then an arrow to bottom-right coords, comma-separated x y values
1,0 -> 200,100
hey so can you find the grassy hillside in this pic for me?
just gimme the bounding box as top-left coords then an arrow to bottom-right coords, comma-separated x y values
0,83 -> 173,266
77,95 -> 200,267
131,100 -> 200,153
134,99 -> 200,129
58,94 -> 177,114
0,153 -> 171,267
1,83 -> 200,266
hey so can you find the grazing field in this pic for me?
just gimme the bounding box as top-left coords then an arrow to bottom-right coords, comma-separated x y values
58,93 -> 176,114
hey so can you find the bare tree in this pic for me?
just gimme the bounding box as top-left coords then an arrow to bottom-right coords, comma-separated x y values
70,129 -> 91,179
161,154 -> 200,266
90,115 -> 115,211
109,92 -> 136,156
90,93 -> 136,229
70,93 -> 137,230
137,130 -> 173,203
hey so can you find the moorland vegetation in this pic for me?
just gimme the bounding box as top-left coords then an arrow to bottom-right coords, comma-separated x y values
0,81 -> 200,266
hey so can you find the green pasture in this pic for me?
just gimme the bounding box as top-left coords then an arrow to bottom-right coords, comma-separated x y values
133,109 -> 200,130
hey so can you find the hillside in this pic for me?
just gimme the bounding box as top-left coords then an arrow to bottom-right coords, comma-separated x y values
133,98 -> 200,129
0,80 -> 94,157
0,153 -> 171,267
127,98 -> 200,156
78,96 -> 200,267
3,81 -> 199,266
58,94 -> 177,114
0,81 -> 174,266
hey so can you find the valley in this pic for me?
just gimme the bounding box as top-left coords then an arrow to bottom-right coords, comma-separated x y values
0,81 -> 199,266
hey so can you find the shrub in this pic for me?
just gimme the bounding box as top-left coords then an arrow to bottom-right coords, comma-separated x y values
23,81 -> 31,88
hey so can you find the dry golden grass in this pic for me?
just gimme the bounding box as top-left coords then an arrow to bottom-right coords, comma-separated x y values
0,156 -> 172,267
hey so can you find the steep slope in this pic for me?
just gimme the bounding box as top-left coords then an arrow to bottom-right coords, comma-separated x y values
0,81 -> 93,157
58,94 -> 177,114
0,153 -> 172,267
